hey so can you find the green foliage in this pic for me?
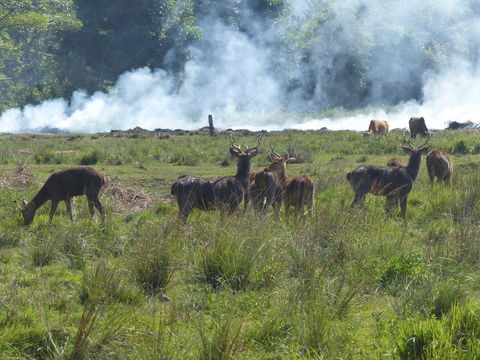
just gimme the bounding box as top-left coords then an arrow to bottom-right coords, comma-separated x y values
79,149 -> 100,165
1,130 -> 480,358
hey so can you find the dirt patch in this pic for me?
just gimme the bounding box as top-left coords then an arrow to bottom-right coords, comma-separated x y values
10,163 -> 37,188
102,178 -> 170,212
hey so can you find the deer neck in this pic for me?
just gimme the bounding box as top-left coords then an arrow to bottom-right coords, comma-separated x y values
29,186 -> 50,211
235,156 -> 251,189
273,164 -> 288,185
406,152 -> 422,180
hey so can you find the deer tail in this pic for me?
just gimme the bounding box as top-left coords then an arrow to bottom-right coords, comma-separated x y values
346,171 -> 352,182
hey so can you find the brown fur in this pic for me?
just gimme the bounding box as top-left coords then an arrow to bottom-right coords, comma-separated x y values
364,120 -> 389,136
347,142 -> 430,218
284,175 -> 315,217
171,146 -> 258,219
409,117 -> 429,138
426,149 -> 453,185
18,166 -> 105,226
387,157 -> 403,167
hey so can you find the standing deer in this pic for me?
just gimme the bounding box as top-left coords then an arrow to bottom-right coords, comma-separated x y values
346,136 -> 430,218
253,146 -> 294,213
171,136 -> 260,219
257,146 -> 314,217
426,149 -> 453,185
284,174 -> 315,218
15,167 -> 106,226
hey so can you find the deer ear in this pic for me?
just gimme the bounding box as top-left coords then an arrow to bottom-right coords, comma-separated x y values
230,148 -> 241,159
401,146 -> 413,155
285,158 -> 296,164
247,148 -> 258,158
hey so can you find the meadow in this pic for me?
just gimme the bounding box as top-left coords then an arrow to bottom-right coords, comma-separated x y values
1,128 -> 480,359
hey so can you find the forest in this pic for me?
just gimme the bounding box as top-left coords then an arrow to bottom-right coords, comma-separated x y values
1,0 -> 478,126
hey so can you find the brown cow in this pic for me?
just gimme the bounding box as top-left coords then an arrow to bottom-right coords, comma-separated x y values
426,149 -> 453,185
409,117 -> 430,138
364,120 -> 389,136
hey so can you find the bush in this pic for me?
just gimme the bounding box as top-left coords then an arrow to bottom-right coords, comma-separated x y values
79,150 -> 100,165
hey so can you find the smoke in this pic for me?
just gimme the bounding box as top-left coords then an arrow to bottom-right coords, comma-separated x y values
1,0 -> 480,133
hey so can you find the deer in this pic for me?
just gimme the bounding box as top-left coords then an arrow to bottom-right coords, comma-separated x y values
252,145 -> 294,213
15,167 -> 106,226
426,149 -> 453,185
387,157 -> 403,167
170,135 -> 260,219
283,174 -> 315,218
256,145 -> 314,217
346,135 -> 430,218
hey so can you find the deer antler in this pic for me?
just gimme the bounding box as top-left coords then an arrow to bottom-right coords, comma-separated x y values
230,134 -> 242,152
402,131 -> 414,149
246,133 -> 263,152
12,199 -> 24,211
418,135 -> 431,149
269,142 -> 281,158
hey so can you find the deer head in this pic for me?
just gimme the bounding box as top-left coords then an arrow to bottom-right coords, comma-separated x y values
229,134 -> 260,159
14,199 -> 35,226
401,132 -> 431,155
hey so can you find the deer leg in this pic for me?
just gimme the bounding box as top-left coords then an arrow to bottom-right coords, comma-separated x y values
65,197 -> 73,222
285,203 -> 290,219
49,200 -> 59,223
444,173 -> 451,186
93,198 -> 105,223
88,200 -> 95,217
400,196 -> 408,219
351,192 -> 366,207
385,196 -> 395,215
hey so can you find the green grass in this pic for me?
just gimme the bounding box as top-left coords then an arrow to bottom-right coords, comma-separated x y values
1,129 -> 480,358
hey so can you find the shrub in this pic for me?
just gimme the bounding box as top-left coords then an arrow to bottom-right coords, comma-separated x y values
79,150 -> 100,165
452,140 -> 468,154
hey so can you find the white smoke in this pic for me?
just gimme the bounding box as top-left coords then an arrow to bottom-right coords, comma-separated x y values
1,0 -> 480,133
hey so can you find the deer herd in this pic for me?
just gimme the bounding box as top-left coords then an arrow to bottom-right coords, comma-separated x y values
13,117 -> 454,226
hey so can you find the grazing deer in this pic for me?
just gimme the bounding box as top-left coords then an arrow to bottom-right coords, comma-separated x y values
15,167 -> 106,226
346,136 -> 430,218
426,149 -> 453,185
171,136 -> 260,219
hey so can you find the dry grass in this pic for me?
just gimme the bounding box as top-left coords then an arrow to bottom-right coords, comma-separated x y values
102,178 -> 168,211
10,162 -> 37,188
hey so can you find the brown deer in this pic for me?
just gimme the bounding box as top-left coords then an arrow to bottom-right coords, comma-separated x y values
257,146 -> 314,217
15,167 -> 106,226
387,157 -> 403,167
252,145 -> 295,213
171,136 -> 260,219
346,136 -> 430,218
284,175 -> 315,218
426,149 -> 453,185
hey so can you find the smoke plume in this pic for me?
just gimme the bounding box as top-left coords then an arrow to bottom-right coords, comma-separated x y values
1,0 -> 480,133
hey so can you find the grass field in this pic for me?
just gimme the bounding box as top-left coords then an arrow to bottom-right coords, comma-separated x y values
1,128 -> 480,359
